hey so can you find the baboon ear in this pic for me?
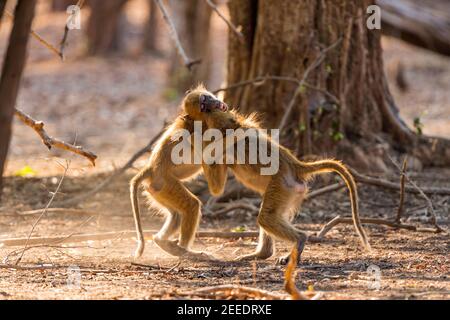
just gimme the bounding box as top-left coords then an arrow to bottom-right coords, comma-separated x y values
185,89 -> 192,95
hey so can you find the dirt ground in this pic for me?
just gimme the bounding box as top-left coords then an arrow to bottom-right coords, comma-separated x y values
0,2 -> 449,300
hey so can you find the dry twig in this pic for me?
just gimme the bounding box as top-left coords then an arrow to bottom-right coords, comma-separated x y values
19,208 -> 96,216
0,228 -> 327,248
395,157 -> 408,223
205,0 -> 244,41
13,160 -> 70,265
154,0 -> 201,70
350,168 -> 450,195
5,10 -> 63,59
387,155 -> 444,232
15,109 -> 97,166
317,215 -> 441,239
59,0 -> 86,60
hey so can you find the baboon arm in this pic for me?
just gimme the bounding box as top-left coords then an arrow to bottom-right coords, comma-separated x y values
203,163 -> 228,197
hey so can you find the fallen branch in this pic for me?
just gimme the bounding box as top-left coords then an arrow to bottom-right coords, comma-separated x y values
19,208 -> 96,216
184,284 -> 287,300
350,168 -> 450,195
15,109 -> 97,166
307,182 -> 346,199
317,215 -> 442,239
0,228 -> 327,247
154,0 -> 201,70
205,0 -> 244,41
209,201 -> 259,217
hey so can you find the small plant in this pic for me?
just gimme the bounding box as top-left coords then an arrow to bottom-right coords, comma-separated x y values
413,116 -> 424,135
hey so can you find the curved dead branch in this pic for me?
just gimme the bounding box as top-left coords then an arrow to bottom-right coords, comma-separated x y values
15,109 -> 97,166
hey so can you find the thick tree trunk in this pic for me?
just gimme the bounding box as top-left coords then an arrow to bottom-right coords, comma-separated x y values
86,0 -> 128,55
225,0 -> 448,169
143,0 -> 159,53
0,0 -> 6,26
168,0 -> 212,92
51,0 -> 76,12
0,0 -> 36,201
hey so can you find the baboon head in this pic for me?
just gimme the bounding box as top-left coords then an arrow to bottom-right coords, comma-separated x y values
183,84 -> 228,120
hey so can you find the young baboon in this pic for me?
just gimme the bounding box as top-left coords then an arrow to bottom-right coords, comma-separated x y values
183,87 -> 371,264
130,85 -> 228,260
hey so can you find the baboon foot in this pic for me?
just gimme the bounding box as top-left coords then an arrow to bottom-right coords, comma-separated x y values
235,251 -> 272,262
134,239 -> 145,259
276,250 -> 302,265
276,255 -> 291,265
153,238 -> 188,257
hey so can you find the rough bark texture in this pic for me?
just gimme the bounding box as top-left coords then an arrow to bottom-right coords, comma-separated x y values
0,0 -> 36,200
168,0 -> 212,92
86,0 -> 128,55
225,0 -> 449,169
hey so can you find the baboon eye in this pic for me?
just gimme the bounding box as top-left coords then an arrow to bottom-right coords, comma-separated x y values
200,95 -> 206,103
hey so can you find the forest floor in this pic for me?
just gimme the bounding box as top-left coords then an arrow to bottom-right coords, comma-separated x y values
0,2 -> 449,300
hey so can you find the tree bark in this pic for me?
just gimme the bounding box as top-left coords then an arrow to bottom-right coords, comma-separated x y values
51,0 -> 76,12
225,0 -> 448,168
0,0 -> 37,201
143,0 -> 159,53
0,0 -> 6,27
168,0 -> 212,92
86,0 -> 128,55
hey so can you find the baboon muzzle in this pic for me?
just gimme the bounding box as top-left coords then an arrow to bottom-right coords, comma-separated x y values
200,95 -> 228,113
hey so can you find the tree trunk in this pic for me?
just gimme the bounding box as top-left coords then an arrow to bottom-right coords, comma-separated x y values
0,0 -> 6,26
168,0 -> 212,92
86,0 -> 128,55
51,0 -> 76,12
225,0 -> 449,169
143,0 -> 159,53
0,0 -> 36,201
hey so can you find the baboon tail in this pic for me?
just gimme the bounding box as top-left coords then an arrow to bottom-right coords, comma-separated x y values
300,160 -> 371,251
130,170 -> 150,258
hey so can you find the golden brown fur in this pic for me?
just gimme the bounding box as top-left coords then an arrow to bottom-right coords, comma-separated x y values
130,85 -> 226,260
184,87 -> 371,264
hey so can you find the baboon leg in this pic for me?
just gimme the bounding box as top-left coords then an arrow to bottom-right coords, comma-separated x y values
151,177 -> 213,260
154,210 -> 181,241
257,179 -> 307,265
278,196 -> 306,265
236,228 -> 274,261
